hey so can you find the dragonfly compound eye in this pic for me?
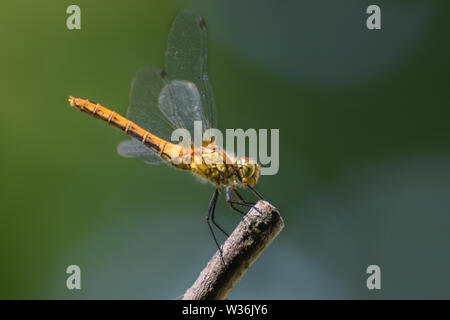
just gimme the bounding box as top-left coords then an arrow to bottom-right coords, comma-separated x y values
238,159 -> 255,178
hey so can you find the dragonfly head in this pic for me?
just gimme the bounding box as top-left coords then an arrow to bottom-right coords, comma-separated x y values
237,157 -> 260,186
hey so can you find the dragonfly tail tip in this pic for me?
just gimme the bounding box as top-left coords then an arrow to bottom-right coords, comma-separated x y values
68,96 -> 76,107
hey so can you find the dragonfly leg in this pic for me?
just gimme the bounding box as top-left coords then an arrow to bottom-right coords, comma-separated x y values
205,188 -> 229,264
226,186 -> 253,215
233,188 -> 256,206
245,184 -> 265,200
209,189 -> 229,238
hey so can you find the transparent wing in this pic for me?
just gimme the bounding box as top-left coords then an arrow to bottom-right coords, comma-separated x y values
117,139 -> 165,165
165,10 -> 217,131
121,10 -> 217,164
127,66 -> 177,142
158,79 -> 206,137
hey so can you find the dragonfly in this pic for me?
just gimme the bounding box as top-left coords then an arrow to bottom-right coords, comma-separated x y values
68,10 -> 263,256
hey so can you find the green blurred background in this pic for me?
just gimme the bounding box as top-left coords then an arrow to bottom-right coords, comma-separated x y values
1,0 -> 449,299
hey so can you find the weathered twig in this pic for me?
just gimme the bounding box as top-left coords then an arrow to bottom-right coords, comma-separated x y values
182,200 -> 284,300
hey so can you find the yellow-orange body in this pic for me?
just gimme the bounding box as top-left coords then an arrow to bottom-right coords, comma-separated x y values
68,96 -> 260,187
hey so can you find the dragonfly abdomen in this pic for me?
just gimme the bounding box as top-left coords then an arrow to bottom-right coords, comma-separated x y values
68,96 -> 183,163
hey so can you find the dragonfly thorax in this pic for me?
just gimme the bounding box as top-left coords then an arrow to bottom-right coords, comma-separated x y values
176,144 -> 260,187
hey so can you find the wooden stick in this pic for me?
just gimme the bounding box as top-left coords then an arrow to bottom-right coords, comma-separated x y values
182,200 -> 284,300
